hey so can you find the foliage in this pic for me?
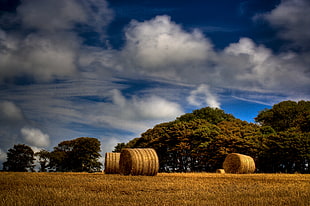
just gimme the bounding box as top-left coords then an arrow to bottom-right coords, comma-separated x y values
255,100 -> 310,132
2,144 -> 35,172
35,150 -> 50,172
113,143 -> 126,152
121,102 -> 310,173
49,137 -> 102,172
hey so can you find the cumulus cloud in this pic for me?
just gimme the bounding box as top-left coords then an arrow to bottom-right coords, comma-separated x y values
90,89 -> 184,133
261,0 -> 310,49
0,31 -> 79,82
0,101 -> 51,162
121,15 -> 213,78
21,127 -> 50,148
111,89 -> 184,120
17,0 -> 113,33
0,101 -> 24,121
0,0 -> 114,83
117,15 -> 310,100
209,37 -> 310,97
17,0 -> 86,31
187,84 -> 220,108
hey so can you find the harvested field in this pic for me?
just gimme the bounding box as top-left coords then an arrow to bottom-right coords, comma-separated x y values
1,172 -> 309,206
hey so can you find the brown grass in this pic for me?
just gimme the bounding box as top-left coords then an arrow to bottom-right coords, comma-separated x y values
104,152 -> 120,174
1,172 -> 309,206
119,148 -> 159,176
223,153 -> 256,174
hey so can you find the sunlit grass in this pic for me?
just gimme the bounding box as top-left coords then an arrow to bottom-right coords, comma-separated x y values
1,172 -> 309,205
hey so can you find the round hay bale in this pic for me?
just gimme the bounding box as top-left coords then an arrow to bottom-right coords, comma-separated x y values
223,153 -> 255,174
216,169 -> 225,174
119,148 -> 159,176
104,152 -> 120,174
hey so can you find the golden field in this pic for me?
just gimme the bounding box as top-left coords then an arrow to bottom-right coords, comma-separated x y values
0,172 -> 309,206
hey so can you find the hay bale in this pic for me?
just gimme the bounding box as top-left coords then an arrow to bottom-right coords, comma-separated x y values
119,148 -> 159,176
216,169 -> 225,174
104,152 -> 120,174
223,153 -> 255,174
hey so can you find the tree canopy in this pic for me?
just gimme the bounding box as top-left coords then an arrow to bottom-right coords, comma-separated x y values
3,144 -> 35,172
117,101 -> 310,173
49,137 -> 102,172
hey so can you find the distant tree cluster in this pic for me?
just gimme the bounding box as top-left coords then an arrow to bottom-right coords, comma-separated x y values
116,101 -> 310,173
2,137 -> 102,172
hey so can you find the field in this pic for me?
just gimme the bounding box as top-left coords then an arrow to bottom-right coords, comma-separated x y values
1,172 -> 309,206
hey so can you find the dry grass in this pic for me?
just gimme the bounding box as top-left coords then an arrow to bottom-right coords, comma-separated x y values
223,153 -> 256,174
104,152 -> 120,174
119,148 -> 159,176
1,172 -> 309,206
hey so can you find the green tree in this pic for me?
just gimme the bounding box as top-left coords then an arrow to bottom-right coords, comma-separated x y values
3,144 -> 35,172
121,103 -> 310,173
177,107 -> 234,124
255,100 -> 310,132
113,143 -> 126,152
35,150 -> 50,172
124,108 -> 241,172
258,129 -> 310,173
49,137 -> 102,172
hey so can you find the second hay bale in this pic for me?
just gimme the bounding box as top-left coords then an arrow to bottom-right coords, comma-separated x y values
223,153 -> 255,174
119,148 -> 159,176
104,152 -> 120,174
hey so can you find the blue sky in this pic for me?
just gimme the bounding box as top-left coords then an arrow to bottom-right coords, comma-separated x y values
0,0 -> 309,167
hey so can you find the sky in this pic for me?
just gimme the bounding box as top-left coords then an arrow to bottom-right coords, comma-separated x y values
0,0 -> 309,168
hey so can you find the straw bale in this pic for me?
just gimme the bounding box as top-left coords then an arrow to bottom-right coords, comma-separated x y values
104,152 -> 120,174
119,148 -> 159,176
216,169 -> 225,174
223,153 -> 255,174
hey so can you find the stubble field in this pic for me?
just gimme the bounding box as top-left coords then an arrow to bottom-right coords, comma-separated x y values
0,172 -> 309,206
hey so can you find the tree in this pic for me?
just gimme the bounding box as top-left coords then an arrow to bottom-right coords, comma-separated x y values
113,143 -> 126,152
123,108 -> 257,172
258,129 -> 310,173
3,144 -> 35,172
120,103 -> 310,173
49,137 -> 102,172
35,150 -> 50,172
255,100 -> 310,132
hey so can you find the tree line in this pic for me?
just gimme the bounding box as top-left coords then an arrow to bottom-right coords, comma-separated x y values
114,100 -> 310,173
2,100 -> 309,173
2,137 -> 102,172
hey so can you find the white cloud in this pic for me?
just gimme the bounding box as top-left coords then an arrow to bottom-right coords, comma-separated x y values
211,38 -> 310,96
17,0 -> 86,31
111,89 -> 184,120
101,137 -> 120,154
133,95 -> 184,119
21,127 -> 50,148
261,0 -> 310,49
0,101 -> 24,121
88,89 -> 184,134
17,0 -> 113,33
187,84 -> 220,108
118,15 -> 310,100
0,0 -> 114,83
0,149 -> 6,162
122,15 -> 213,78
0,29 -> 78,83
